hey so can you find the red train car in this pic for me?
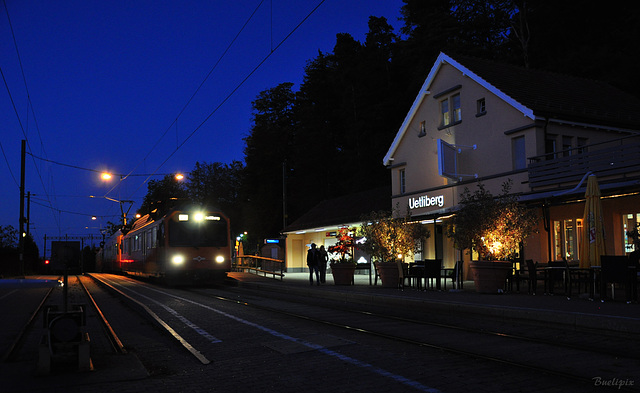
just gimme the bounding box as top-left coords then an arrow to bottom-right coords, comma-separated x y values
99,207 -> 231,285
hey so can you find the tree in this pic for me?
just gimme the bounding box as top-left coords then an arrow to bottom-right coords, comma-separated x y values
357,210 -> 429,263
0,225 -> 18,249
242,83 -> 297,241
138,174 -> 188,218
187,160 -> 244,236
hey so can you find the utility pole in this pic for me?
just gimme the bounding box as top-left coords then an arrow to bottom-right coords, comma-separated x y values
19,140 -> 26,277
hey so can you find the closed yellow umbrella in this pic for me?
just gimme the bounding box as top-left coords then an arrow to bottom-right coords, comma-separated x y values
580,175 -> 606,268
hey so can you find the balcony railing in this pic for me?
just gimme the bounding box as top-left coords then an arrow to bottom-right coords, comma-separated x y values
527,135 -> 640,189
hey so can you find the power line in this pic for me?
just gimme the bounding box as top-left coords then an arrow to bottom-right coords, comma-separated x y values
3,0 -> 60,232
131,0 -> 327,198
120,0 -> 266,193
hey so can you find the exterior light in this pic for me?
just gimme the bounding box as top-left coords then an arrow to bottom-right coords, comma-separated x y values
91,216 -> 97,220
194,213 -> 204,222
175,173 -> 184,181
101,172 -> 112,181
215,255 -> 225,263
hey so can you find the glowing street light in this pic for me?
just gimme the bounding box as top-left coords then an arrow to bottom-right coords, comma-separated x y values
101,172 -> 112,181
175,173 -> 184,181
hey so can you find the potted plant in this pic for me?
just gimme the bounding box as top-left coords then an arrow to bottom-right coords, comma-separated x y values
328,227 -> 357,285
357,209 -> 429,288
446,180 -> 537,293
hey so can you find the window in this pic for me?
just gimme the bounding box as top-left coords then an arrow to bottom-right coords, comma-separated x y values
512,136 -> 526,170
553,219 -> 582,261
577,137 -> 589,154
476,98 -> 486,116
452,94 -> 461,122
435,86 -> 462,128
562,136 -> 573,157
545,134 -> 557,160
440,99 -> 450,127
623,213 -> 640,253
418,121 -> 426,137
399,169 -> 406,194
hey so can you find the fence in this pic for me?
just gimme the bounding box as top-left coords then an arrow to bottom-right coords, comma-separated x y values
234,255 -> 285,280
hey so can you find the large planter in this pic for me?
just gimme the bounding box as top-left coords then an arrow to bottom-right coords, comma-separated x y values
469,260 -> 512,294
375,262 -> 400,288
330,263 -> 356,285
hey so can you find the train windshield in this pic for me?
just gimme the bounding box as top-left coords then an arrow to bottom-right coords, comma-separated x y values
168,216 -> 228,247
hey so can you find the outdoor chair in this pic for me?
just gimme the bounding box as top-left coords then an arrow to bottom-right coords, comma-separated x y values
397,261 -> 411,290
544,260 -> 569,295
423,259 -> 442,290
600,255 -> 633,302
441,260 -> 463,290
515,259 -> 538,294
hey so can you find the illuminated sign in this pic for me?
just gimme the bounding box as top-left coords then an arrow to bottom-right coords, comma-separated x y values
408,194 -> 444,210
265,239 -> 280,244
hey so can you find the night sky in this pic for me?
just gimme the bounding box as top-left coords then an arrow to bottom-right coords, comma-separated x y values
0,0 -> 404,256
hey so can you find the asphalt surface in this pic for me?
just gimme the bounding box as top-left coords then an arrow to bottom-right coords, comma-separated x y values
1,271 -> 638,392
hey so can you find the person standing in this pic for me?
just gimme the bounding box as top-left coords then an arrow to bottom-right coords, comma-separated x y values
307,243 -> 320,285
318,245 -> 328,283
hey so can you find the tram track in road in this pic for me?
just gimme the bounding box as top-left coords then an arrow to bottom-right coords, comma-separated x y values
190,286 -> 640,392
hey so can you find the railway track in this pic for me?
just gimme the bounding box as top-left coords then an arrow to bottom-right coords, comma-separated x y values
62,274 -> 638,392
190,286 -> 640,392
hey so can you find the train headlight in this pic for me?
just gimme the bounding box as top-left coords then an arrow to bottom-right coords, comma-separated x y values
194,212 -> 204,222
215,255 -> 225,263
172,255 -> 185,265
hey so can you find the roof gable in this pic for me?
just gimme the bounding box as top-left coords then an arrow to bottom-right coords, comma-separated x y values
383,52 -> 640,166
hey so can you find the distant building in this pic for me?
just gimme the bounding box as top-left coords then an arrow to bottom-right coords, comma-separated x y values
384,52 -> 640,277
281,187 -> 390,272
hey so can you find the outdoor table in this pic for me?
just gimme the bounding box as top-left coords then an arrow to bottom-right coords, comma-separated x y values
542,263 -> 568,295
590,265 -> 638,301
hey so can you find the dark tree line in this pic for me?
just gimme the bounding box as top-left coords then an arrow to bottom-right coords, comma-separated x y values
135,0 -> 639,250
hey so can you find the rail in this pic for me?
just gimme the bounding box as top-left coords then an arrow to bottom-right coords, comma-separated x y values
527,135 -> 640,189
234,255 -> 285,280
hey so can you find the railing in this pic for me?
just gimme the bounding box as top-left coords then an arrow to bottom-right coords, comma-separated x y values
234,255 -> 285,280
528,136 -> 640,189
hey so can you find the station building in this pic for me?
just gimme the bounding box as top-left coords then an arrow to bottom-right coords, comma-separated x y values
384,52 -> 640,278
282,52 -> 640,277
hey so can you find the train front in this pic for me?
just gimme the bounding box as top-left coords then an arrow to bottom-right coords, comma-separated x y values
164,209 -> 231,285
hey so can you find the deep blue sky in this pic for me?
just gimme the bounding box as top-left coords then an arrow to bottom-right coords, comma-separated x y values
1,0 -> 405,256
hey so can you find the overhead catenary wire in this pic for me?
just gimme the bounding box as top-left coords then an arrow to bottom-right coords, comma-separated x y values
3,0 -> 60,234
130,0 -> 327,198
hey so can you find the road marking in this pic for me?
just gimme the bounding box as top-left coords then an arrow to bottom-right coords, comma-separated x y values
147,287 -> 441,393
101,277 -> 221,344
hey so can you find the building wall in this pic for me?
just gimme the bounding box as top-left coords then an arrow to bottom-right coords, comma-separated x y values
387,57 -> 640,277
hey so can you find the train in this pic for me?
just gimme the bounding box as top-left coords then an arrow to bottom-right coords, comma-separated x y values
97,206 -> 232,285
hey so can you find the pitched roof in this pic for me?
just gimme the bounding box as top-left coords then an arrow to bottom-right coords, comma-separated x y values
281,186 -> 391,233
454,54 -> 640,128
383,52 -> 640,166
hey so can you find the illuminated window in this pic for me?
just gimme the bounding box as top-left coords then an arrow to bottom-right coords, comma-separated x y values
440,99 -> 450,127
623,213 -> 640,253
440,93 -> 461,128
553,219 -> 582,261
399,169 -> 406,194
